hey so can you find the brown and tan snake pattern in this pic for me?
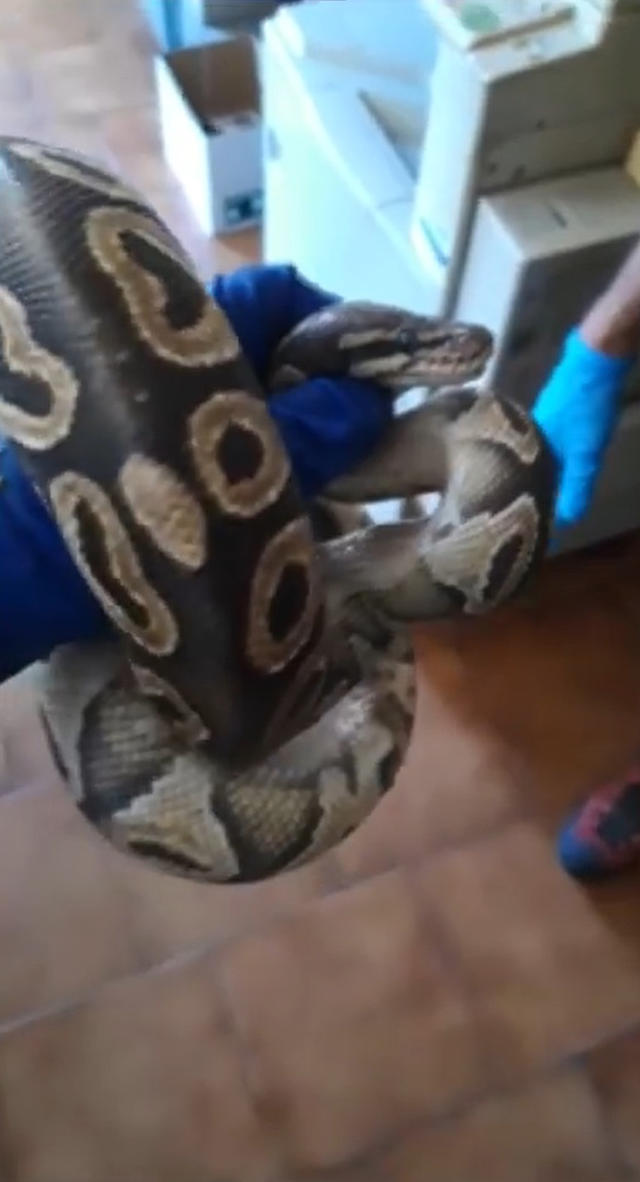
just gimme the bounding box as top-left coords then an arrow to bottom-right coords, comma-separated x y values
0,137 -> 557,882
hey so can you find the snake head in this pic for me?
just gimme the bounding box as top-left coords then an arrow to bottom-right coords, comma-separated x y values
270,301 -> 494,394
383,316 -> 494,388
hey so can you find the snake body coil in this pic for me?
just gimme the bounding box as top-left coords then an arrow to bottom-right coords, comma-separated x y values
0,138 -> 556,882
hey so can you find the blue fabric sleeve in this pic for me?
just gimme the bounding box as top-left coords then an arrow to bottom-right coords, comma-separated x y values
0,441 -> 109,680
265,374 -> 390,498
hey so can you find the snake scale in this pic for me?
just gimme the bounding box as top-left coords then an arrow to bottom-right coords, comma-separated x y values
0,136 -> 557,883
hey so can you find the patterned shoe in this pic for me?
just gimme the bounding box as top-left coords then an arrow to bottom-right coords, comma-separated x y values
557,766 -> 640,879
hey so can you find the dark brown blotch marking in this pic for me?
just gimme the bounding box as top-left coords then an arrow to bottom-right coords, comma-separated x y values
378,746 -> 403,794
485,532 -> 526,602
75,500 -> 149,628
120,229 -> 205,331
208,778 -> 323,882
0,367 -> 55,419
217,422 -> 265,484
127,840 -> 209,875
268,562 -> 311,642
143,691 -> 189,733
498,398 -> 530,435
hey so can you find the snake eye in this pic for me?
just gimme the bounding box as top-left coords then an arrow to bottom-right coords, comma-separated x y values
397,329 -> 415,351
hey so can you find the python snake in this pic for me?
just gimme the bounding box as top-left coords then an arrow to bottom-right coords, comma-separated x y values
0,137 -> 557,883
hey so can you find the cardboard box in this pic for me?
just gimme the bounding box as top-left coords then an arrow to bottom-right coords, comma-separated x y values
154,36 -> 263,236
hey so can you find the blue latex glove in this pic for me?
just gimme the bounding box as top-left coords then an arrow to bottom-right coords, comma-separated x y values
0,263 -> 392,682
531,328 -> 634,526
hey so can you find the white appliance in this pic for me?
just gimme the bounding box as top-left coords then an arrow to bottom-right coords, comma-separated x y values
261,0 -> 640,550
261,0 -> 437,313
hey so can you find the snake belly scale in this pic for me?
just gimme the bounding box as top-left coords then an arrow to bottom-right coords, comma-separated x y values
0,137 -> 557,883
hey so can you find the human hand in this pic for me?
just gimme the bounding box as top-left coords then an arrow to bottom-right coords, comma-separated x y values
0,264 -> 392,681
211,264 -> 392,498
531,328 -> 634,526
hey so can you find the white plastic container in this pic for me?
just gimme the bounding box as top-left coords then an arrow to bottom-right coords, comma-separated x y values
155,35 -> 262,235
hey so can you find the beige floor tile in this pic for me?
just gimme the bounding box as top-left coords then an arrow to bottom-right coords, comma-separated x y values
219,871 -> 482,1173
360,1069 -> 621,1182
415,823 -> 640,1082
0,778 -> 142,1023
118,842 -> 341,968
0,953 -> 276,1182
0,676 -> 60,799
588,1027 -> 640,1176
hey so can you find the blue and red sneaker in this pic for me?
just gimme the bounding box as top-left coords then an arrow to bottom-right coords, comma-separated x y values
557,766 -> 640,879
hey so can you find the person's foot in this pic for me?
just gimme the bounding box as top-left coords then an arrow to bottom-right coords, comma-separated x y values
557,765 -> 640,879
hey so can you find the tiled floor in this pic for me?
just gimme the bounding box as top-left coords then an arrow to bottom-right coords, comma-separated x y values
1,2 -> 640,1180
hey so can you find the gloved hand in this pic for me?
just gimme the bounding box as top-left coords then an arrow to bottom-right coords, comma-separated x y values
531,328 -> 634,526
0,263 -> 392,682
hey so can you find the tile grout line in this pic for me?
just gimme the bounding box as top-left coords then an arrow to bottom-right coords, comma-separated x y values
332,802 -> 527,892
278,1000 -> 640,1180
404,855 -> 509,1100
0,940 -> 215,1042
0,801 -> 621,1046
0,814 -> 539,1034
403,839 -> 640,1150
580,1059 -> 639,1182
207,940 -> 291,1182
279,1055 -> 632,1182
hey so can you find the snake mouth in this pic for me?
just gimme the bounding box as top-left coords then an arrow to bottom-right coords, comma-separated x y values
396,360 -> 487,388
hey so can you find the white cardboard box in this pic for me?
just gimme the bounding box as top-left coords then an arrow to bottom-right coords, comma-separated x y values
154,36 -> 263,236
